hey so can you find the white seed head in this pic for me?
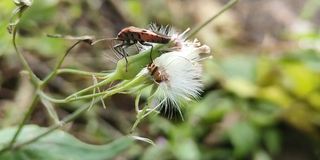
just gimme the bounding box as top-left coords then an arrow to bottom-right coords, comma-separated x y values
145,29 -> 211,119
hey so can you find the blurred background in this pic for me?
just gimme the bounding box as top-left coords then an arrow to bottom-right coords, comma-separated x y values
0,0 -> 320,159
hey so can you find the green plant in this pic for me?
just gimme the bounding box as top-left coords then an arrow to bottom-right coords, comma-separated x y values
0,0 -> 239,159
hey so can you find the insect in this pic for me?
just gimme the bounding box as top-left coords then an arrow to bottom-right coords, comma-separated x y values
147,62 -> 168,83
113,25 -> 172,71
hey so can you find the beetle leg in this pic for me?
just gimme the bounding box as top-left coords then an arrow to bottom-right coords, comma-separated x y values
113,42 -> 130,71
121,43 -> 135,71
122,42 -> 136,56
134,44 -> 140,52
113,41 -> 138,72
121,47 -> 129,71
113,43 -> 126,58
141,42 -> 154,62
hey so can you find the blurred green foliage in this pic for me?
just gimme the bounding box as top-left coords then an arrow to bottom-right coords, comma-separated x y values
0,125 -> 133,160
143,49 -> 320,159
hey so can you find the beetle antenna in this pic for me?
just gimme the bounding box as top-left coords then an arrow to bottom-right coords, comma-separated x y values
91,38 -> 119,45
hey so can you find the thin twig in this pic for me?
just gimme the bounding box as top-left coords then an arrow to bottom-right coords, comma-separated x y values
0,75 -> 145,152
65,73 -> 118,100
186,0 -> 239,39
4,93 -> 39,152
41,40 -> 82,87
5,4 -> 42,152
40,74 -> 145,104
5,6 -> 93,153
0,99 -> 98,154
11,11 -> 41,85
57,68 -> 109,78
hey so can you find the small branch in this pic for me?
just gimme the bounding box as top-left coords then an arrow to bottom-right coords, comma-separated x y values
41,40 -> 83,87
38,91 -> 68,104
4,3 -> 42,152
0,98 -> 98,154
5,93 -> 39,151
131,87 -> 157,132
10,7 -> 41,85
65,72 -> 118,100
135,92 -> 141,113
39,80 -> 116,103
57,68 -> 110,78
186,0 -> 239,39
41,74 -> 146,103
41,34 -> 96,87
1,0 -> 239,154
0,75 -> 146,152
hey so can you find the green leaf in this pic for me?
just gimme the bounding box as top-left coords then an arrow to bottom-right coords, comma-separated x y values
173,139 -> 200,160
228,121 -> 259,158
220,55 -> 257,83
281,62 -> 318,98
224,78 -> 258,98
142,144 -> 171,160
263,129 -> 281,155
192,91 -> 233,123
253,150 -> 272,160
258,86 -> 292,108
0,125 -> 134,160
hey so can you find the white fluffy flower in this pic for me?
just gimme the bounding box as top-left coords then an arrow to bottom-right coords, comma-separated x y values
145,30 -> 211,119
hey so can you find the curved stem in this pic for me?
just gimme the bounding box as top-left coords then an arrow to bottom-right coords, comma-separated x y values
141,98 -> 166,119
38,73 -> 117,103
4,4 -> 42,152
186,0 -> 239,39
41,41 -> 82,87
0,98 -> 99,154
0,75 -> 148,152
65,72 -> 118,100
135,92 -> 142,113
38,91 -> 68,104
12,21 -> 41,85
131,86 -> 157,132
57,68 -> 110,78
1,0 -> 239,154
41,73 -> 147,103
5,93 -> 39,151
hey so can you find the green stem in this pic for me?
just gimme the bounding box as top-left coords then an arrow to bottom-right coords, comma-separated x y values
41,73 -> 147,103
0,99 -> 98,154
5,34 -> 89,152
131,86 -> 157,132
5,93 -> 40,151
1,0 -> 239,154
12,21 -> 41,85
65,72 -> 119,100
37,72 -> 117,103
38,91 -> 68,104
6,5 -> 42,150
135,92 -> 142,113
41,41 -> 82,87
94,74 -> 147,100
131,105 -> 148,133
1,75 -> 148,152
57,68 -> 109,78
186,0 -> 239,39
